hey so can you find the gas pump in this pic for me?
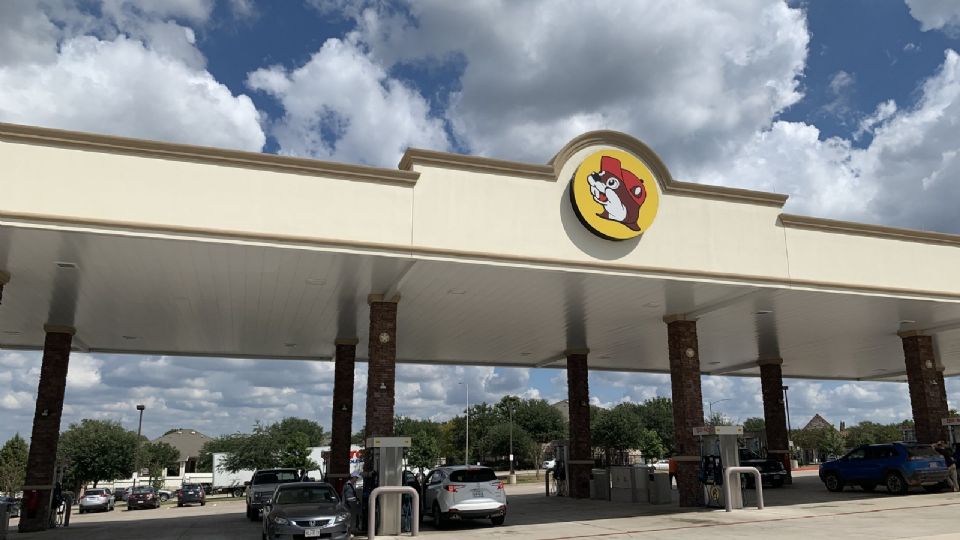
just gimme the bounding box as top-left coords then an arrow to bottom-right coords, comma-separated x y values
694,425 -> 744,509
364,436 -> 411,536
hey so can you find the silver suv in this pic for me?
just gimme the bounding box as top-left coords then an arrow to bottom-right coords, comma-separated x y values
245,468 -> 301,520
423,466 -> 507,527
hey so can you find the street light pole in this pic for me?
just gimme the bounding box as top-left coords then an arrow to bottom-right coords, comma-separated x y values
460,381 -> 470,465
782,386 -> 792,434
133,404 -> 145,488
509,403 -> 515,483
707,398 -> 732,420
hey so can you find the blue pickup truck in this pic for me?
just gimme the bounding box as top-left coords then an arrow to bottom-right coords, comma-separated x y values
819,442 -> 948,495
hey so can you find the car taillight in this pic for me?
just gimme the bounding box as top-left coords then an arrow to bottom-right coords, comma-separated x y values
444,484 -> 465,493
495,481 -> 504,490
909,456 -> 929,461
146,494 -> 154,499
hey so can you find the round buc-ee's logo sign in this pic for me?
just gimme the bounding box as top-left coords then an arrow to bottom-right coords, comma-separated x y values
569,149 -> 660,240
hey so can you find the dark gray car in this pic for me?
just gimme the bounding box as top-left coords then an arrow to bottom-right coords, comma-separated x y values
262,482 -> 351,540
246,468 -> 301,520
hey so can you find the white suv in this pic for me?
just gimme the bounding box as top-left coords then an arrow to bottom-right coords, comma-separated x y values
423,466 -> 507,527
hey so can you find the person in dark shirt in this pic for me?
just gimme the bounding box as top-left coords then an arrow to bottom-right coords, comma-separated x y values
936,441 -> 958,492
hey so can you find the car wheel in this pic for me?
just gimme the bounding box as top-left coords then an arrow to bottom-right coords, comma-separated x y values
771,478 -> 784,489
78,509 -> 84,514
432,502 -> 448,529
177,502 -> 183,507
200,500 -> 205,506
824,472 -> 843,492
159,493 -> 169,502
233,488 -> 244,498
923,483 -> 945,493
886,472 -> 908,495
491,515 -> 506,526
860,483 -> 877,492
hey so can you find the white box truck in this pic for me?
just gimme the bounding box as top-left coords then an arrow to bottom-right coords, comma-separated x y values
212,453 -> 254,497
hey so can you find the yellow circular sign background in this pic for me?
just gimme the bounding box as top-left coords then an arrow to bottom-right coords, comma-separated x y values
570,149 -> 660,240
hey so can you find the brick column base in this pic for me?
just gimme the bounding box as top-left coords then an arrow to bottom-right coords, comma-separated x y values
902,334 -> 949,443
364,297 -> 397,474
329,338 -> 357,494
20,327 -> 74,532
759,359 -> 792,485
565,349 -> 591,499
666,319 -> 705,507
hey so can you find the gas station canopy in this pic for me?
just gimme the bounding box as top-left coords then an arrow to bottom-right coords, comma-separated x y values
1,123 -> 959,381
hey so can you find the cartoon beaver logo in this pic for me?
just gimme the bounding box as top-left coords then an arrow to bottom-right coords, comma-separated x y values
587,156 -> 647,231
569,149 -> 660,240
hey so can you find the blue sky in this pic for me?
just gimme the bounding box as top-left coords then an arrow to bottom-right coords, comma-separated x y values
2,0 -> 960,442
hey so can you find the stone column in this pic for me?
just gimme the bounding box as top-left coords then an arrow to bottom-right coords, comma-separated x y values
758,359 -> 792,484
565,349 -> 592,499
364,296 -> 398,455
666,318 -> 705,507
19,325 -> 74,532
328,338 -> 357,494
902,333 -> 949,443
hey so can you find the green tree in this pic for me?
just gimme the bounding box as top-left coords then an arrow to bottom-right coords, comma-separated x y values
494,397 -> 564,471
59,419 -> 139,487
278,432 -> 320,470
633,397 -> 675,452
269,418 -> 326,447
705,412 -> 731,426
743,417 -> 766,433
140,441 -> 180,490
843,421 -> 902,447
407,430 -> 442,473
593,405 -> 664,462
220,424 -> 281,472
0,434 -> 29,494
793,427 -> 844,459
478,423 -> 534,466
198,433 -> 247,472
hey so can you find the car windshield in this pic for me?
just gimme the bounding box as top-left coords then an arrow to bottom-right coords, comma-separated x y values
449,468 -> 497,482
132,487 -> 153,493
906,445 -> 940,458
739,450 -> 760,460
86,489 -> 105,496
183,484 -> 200,489
253,471 -> 300,485
275,486 -> 338,505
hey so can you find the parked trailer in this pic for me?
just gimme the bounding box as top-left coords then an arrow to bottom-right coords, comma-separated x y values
212,453 -> 254,497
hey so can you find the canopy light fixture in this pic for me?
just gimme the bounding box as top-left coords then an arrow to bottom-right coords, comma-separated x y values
305,278 -> 326,286
898,319 -> 917,325
121,335 -> 138,340
447,288 -> 467,295
519,352 -> 532,357
283,343 -> 298,348
2,330 -> 22,335
755,310 -> 773,315
55,261 -> 78,269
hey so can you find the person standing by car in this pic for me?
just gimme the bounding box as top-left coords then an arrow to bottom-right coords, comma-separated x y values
937,441 -> 958,492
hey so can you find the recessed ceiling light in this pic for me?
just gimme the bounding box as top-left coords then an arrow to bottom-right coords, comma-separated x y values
55,262 -> 78,269
447,288 -> 467,295
2,330 -> 22,335
755,310 -> 773,315
898,319 -> 917,325
305,278 -> 326,286
122,335 -> 138,340
708,361 -> 721,365
598,355 -> 611,360
519,352 -> 532,357
643,302 -> 660,308
284,343 -> 298,348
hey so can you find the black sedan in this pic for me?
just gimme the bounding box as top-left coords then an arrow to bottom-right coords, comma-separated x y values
127,486 -> 161,510
262,482 -> 351,540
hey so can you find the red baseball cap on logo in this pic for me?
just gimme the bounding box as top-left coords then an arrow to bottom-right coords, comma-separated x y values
600,156 -> 645,203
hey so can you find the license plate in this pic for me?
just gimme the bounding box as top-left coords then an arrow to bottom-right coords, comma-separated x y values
472,489 -> 484,497
930,462 -> 939,468
304,529 -> 324,538
773,475 -> 780,480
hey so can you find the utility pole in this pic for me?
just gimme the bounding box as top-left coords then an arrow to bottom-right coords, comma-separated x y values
133,404 -> 145,488
509,402 -> 516,484
460,381 -> 470,465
